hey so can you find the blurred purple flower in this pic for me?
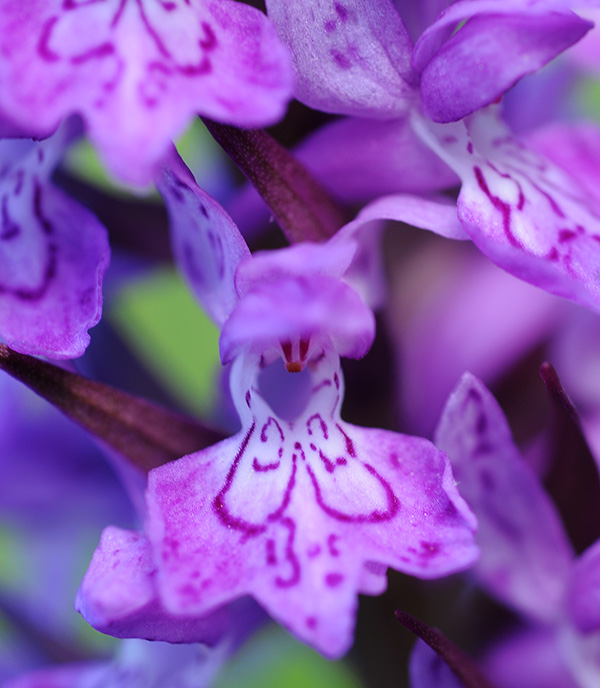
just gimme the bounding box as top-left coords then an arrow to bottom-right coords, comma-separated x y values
0,125 -> 109,358
425,373 -> 600,688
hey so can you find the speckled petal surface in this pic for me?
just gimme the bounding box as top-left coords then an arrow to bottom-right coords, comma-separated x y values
413,106 -> 600,311
0,0 -> 293,185
0,132 -> 108,359
265,0 -> 416,118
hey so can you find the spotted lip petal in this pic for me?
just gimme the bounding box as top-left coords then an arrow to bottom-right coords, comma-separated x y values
144,350 -> 478,658
413,106 -> 600,312
0,131 -> 109,359
413,0 -> 593,122
265,0 -> 417,118
435,373 -> 574,624
0,0 -> 293,185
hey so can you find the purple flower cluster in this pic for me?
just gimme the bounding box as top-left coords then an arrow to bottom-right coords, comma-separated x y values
1,1 -> 600,686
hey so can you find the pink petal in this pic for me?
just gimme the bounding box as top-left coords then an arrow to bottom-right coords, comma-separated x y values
0,0 -> 293,185
157,151 -> 250,326
265,0 -> 416,118
435,373 -> 574,623
413,106 -> 600,311
146,351 -> 477,658
414,3 -> 592,122
0,132 -> 108,358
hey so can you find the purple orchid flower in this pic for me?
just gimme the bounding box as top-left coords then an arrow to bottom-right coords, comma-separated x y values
412,373 -> 600,688
0,0 -> 293,186
77,155 -> 479,658
0,125 -> 109,358
262,0 -> 600,316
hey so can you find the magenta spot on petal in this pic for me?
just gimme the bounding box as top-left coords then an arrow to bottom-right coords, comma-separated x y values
266,539 -> 277,565
325,572 -> 344,587
476,412 -> 487,434
324,19 -> 336,32
334,373 -> 340,389
331,49 -> 351,69
547,247 -> 560,262
336,457 -> 347,466
327,534 -> 340,557
306,616 -> 318,629
389,453 -> 399,467
334,3 -> 349,21
275,518 -> 301,588
199,21 -> 217,50
309,443 -> 316,451
307,543 -> 321,558
559,229 -> 577,243
467,142 -> 473,154
420,541 -> 441,558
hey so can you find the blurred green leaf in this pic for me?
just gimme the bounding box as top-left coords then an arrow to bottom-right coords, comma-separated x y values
216,625 -> 364,688
577,77 -> 600,121
109,267 -> 220,417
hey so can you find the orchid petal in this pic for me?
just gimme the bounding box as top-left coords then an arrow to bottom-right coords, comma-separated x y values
435,373 -> 574,623
413,107 -> 600,311
414,3 -> 592,122
76,526 -> 231,644
484,627 -> 579,688
0,0 -> 293,185
296,116 -> 459,203
220,275 -> 375,365
568,540 -> 600,633
265,0 -> 416,118
234,240 -> 357,299
146,351 -> 477,658
341,193 -> 468,241
0,133 -> 109,359
528,121 -> 600,205
157,151 -> 250,327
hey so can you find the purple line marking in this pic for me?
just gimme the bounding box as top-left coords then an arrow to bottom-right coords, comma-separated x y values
305,462 -> 399,523
473,166 -> 521,248
275,517 -> 301,588
261,417 -> 284,443
307,414 -> 328,439
252,457 -> 280,472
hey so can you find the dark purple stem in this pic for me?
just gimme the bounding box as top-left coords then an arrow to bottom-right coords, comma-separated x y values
202,119 -> 346,244
395,609 -> 499,688
0,344 -> 223,473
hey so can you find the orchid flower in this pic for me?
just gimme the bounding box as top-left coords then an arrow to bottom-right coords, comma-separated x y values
410,373 -> 600,688
0,0 -> 293,185
262,0 -> 600,316
0,124 -> 109,358
76,154 -> 478,658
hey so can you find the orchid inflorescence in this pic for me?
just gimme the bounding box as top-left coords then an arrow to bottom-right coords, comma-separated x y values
1,2 -> 600,687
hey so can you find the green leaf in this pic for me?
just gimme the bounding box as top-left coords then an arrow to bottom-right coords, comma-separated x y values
215,625 -> 363,688
109,267 -> 221,417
